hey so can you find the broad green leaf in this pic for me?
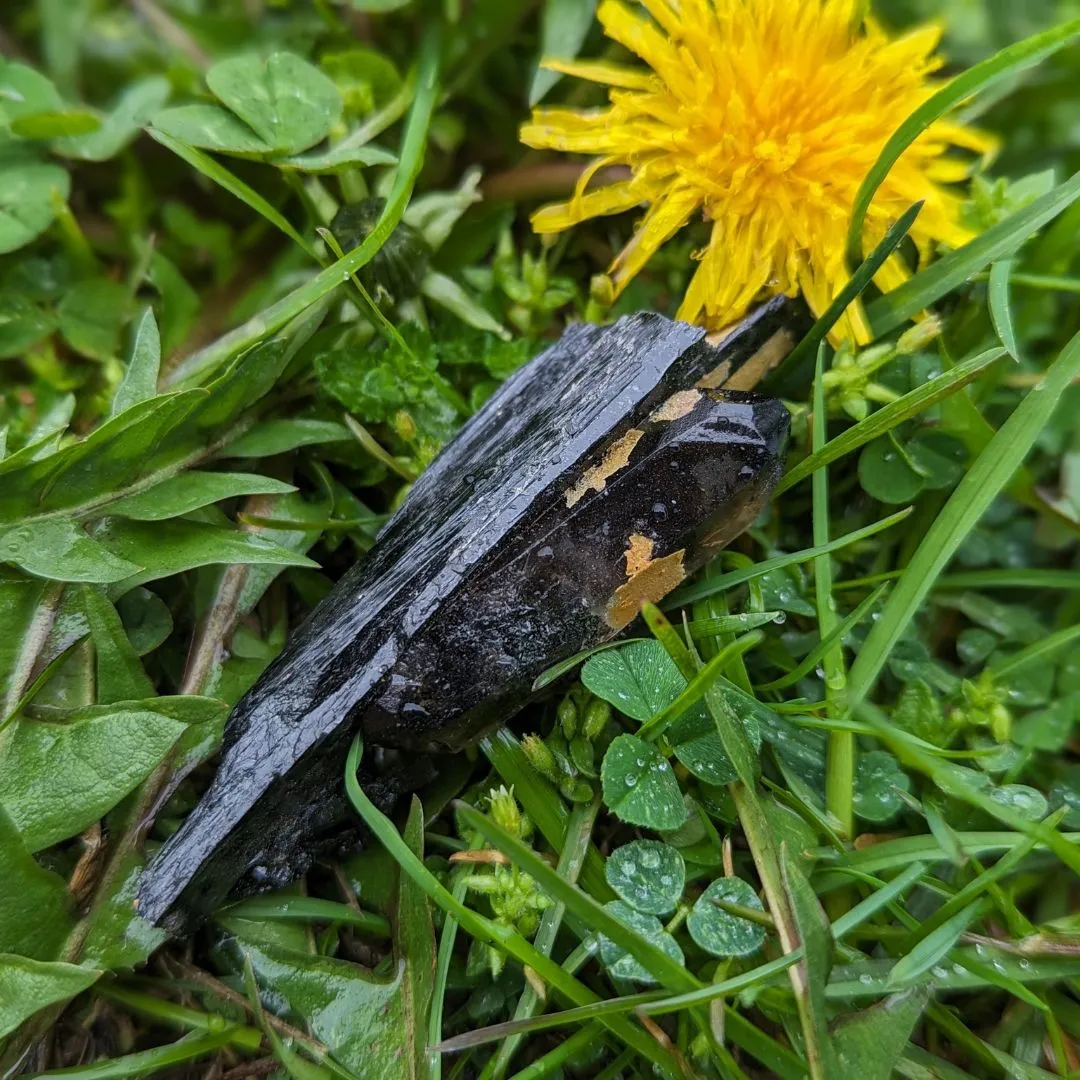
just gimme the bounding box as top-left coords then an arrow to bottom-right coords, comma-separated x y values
0,955 -> 100,1039
107,472 -> 296,520
988,784 -> 1048,821
582,640 -> 685,722
858,435 -> 924,503
110,307 -> 160,417
846,329 -> 1080,713
0,804 -> 73,960
605,840 -> 685,916
92,518 -> 317,595
601,734 -> 687,830
206,53 -> 342,155
0,291 -> 55,357
80,585 -> 153,703
0,156 -> 71,254
0,519 -> 140,583
0,574 -> 50,715
421,271 -> 511,340
151,104 -> 272,155
0,705 -> 186,850
57,277 -> 129,361
853,751 -> 912,824
530,0 -> 599,104
115,588 -> 172,656
0,60 -> 64,120
885,901 -> 983,988
687,877 -> 767,958
54,76 -> 169,161
597,901 -> 684,984
237,939 -> 406,1076
668,704 -> 754,787
830,987 -> 930,1080
78,850 -> 166,970
220,418 -> 352,458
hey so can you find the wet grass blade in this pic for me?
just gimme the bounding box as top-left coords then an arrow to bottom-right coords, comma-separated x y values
867,170 -> 1080,336
846,328 -> 1080,714
764,202 -> 921,391
667,508 -> 912,606
988,260 -> 1020,360
847,17 -> 1080,259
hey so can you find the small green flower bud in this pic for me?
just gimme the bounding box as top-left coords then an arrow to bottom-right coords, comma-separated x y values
896,315 -> 943,355
560,777 -> 594,803
558,695 -> 578,738
582,698 -> 611,740
522,734 -> 559,782
488,785 -> 524,837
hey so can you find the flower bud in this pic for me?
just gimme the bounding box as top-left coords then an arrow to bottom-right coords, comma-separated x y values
583,698 -> 611,740
522,734 -> 558,782
896,315 -> 943,356
557,696 -> 578,739
488,785 -> 524,837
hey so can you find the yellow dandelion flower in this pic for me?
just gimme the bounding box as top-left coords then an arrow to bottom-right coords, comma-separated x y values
520,0 -> 996,342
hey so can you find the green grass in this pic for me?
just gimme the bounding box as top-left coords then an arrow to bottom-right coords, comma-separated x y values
2,1 -> 1080,1079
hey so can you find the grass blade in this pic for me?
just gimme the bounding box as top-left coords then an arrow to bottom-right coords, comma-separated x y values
988,260 -> 1020,361
667,507 -> 912,606
846,18 -> 1080,259
764,202 -> 921,391
775,347 -> 1005,495
867,170 -> 1080,335
846,329 -> 1080,713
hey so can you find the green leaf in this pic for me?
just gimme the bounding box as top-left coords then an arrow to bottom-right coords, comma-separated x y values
0,291 -> 55,357
530,0 -> 598,104
394,799 -> 436,1079
885,901 -> 983,989
0,803 -> 73,960
848,17 -> 1080,259
775,347 -> 1005,496
54,76 -> 170,161
858,435 -> 923,503
274,142 -> 397,173
846,328 -> 1080,714
221,418 -> 352,458
206,53 -> 342,155
91,518 -> 317,594
57,277 -> 129,361
0,705 -> 186,850
987,784 -> 1048,822
0,955 -> 100,1039
0,519 -> 140,583
110,307 -> 160,418
668,703 -> 760,787
605,840 -> 685,916
907,431 -> 968,490
151,104 -> 273,155
853,751 -> 912,824
830,987 -> 930,1080
168,29 -> 440,385
79,849 -> 167,970
867,169 -> 1080,335
0,156 -> 71,254
597,901 -> 684,984
0,574 -> 50,715
237,938 -> 408,1077
11,110 -> 99,139
781,850 -> 833,1077
107,472 -> 296,520
687,877 -> 767,958
582,640 -> 685,722
600,734 -> 687,831
80,584 -> 154,703
0,60 -> 64,120
988,260 -> 1020,361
